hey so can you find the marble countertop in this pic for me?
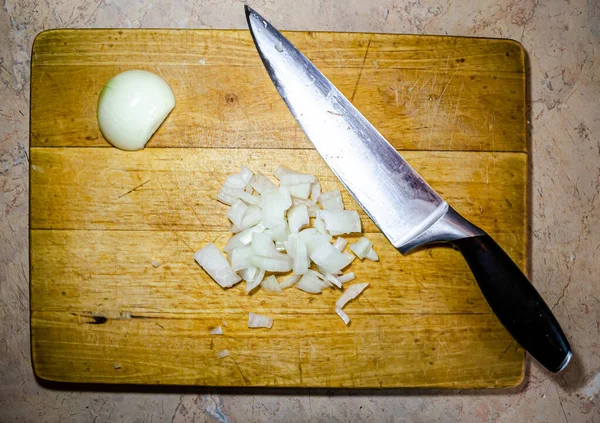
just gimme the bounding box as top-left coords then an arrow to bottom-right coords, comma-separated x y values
1,0 -> 598,421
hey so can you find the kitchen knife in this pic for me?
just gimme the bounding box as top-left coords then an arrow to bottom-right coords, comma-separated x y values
245,6 -> 571,373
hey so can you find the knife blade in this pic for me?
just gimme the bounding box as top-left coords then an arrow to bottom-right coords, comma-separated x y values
245,6 -> 571,373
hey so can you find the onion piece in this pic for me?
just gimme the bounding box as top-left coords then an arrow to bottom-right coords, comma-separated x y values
216,349 -> 230,359
310,181 -> 321,202
240,205 -> 262,229
366,248 -> 379,261
287,183 -> 312,199
261,275 -> 282,293
318,210 -> 361,235
275,241 -> 287,251
239,265 -> 259,282
238,191 -> 261,205
280,274 -> 301,289
217,190 -> 237,206
310,242 -> 353,274
336,282 -> 369,309
274,165 -> 297,180
261,187 -> 292,228
337,272 -> 355,284
223,223 -> 265,253
319,190 -> 344,210
314,217 -> 327,234
335,307 -> 350,325
326,273 -> 343,289
287,204 -> 309,233
246,268 -> 265,294
194,243 -> 241,288
292,237 -> 309,275
333,237 -> 348,251
296,272 -> 325,294
248,312 -> 273,328
251,172 -> 277,194
280,173 -> 315,185
97,70 -> 175,151
251,255 -> 293,272
269,224 -> 289,242
349,237 -> 373,259
230,223 -> 241,234
292,197 -> 319,217
227,199 -> 248,228
343,252 -> 356,265
230,246 -> 253,271
251,232 -> 286,258
210,326 -> 224,335
299,229 -> 332,255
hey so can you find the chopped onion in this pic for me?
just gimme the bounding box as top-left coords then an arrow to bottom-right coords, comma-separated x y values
343,251 -> 356,265
251,232 -> 286,258
296,272 -> 326,294
251,255 -> 293,272
333,237 -> 348,251
310,181 -> 321,202
318,210 -> 361,235
319,190 -> 344,210
287,204 -> 309,233
280,274 -> 301,289
292,237 -> 309,275
261,187 -> 292,228
251,172 -> 277,194
299,229 -> 332,255
336,282 -> 369,309
287,183 -> 312,199
210,326 -> 224,335
274,165 -> 296,180
349,237 -> 373,259
216,349 -> 230,359
237,191 -> 261,205
337,272 -> 355,283
248,312 -> 273,328
239,265 -> 259,282
245,268 -> 265,294
227,199 -> 248,228
230,246 -> 253,271
335,307 -> 350,325
366,247 -> 379,261
280,173 -> 315,185
261,275 -> 282,293
194,243 -> 241,288
196,165 -> 379,321
240,205 -> 262,229
310,242 -> 353,274
326,273 -> 343,289
97,70 -> 175,151
223,223 -> 265,253
314,217 -> 327,234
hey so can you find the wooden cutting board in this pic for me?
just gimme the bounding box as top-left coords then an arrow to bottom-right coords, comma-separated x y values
30,29 -> 527,388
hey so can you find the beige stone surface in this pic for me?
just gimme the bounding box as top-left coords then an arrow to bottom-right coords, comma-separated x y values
1,0 -> 598,421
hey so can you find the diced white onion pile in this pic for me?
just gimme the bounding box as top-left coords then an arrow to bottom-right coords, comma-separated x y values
194,166 -> 377,325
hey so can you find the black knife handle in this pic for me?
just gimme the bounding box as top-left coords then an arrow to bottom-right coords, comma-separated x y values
453,234 -> 571,372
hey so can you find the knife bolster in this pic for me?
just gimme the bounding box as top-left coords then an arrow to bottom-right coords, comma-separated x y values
397,206 -> 485,254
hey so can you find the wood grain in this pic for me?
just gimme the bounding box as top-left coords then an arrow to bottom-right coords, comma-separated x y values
30,29 -> 527,387
31,29 -> 525,151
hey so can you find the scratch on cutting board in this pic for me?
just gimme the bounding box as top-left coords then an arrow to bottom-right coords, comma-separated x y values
117,179 -> 150,199
350,35 -> 372,102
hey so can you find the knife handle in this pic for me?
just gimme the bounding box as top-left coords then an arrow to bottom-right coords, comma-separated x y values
453,234 -> 571,372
